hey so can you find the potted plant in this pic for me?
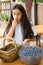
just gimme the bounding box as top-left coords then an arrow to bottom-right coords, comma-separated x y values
0,14 -> 10,23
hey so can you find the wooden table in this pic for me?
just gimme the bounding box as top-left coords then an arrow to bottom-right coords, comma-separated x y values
0,58 -> 43,65
34,25 -> 43,46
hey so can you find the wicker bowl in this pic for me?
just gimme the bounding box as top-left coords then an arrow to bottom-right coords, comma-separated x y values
18,45 -> 43,65
0,37 -> 21,62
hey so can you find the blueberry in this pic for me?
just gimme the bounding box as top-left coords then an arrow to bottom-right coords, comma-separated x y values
19,46 -> 43,58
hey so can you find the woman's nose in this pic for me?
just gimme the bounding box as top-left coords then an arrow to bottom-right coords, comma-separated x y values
14,15 -> 16,19
14,15 -> 18,19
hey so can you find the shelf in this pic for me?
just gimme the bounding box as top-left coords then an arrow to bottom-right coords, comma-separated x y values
0,1 -> 10,3
0,0 -> 11,15
0,9 -> 10,11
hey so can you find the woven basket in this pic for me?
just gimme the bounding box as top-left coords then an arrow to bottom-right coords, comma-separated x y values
0,37 -> 21,62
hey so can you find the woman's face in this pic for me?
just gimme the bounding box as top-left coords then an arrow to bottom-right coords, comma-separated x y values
12,8 -> 22,23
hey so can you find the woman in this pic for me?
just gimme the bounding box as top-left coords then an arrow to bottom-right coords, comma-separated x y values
4,4 -> 36,45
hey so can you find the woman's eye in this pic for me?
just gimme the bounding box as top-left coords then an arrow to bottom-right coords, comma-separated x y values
17,13 -> 21,15
13,13 -> 21,16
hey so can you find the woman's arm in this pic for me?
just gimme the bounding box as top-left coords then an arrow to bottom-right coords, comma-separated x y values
6,25 -> 15,37
6,19 -> 18,41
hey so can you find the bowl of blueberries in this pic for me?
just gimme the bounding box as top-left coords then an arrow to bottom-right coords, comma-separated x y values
18,45 -> 43,65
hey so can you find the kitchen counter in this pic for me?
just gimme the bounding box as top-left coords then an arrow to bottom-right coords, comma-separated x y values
0,58 -> 43,65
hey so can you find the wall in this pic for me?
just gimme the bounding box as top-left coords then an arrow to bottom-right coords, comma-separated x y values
37,3 -> 43,24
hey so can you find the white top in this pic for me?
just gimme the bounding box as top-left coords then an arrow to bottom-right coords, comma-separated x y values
14,23 -> 23,45
13,23 -> 37,45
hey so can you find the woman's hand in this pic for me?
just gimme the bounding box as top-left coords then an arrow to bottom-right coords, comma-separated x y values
23,38 -> 36,45
6,18 -> 18,38
12,19 -> 18,28
23,39 -> 30,45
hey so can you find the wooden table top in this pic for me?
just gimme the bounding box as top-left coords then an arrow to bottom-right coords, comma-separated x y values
0,58 -> 43,65
34,25 -> 43,35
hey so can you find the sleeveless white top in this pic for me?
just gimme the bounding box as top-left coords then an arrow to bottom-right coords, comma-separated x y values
14,23 -> 23,44
13,23 -> 37,45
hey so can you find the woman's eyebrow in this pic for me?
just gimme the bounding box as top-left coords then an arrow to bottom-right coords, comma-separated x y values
17,12 -> 21,14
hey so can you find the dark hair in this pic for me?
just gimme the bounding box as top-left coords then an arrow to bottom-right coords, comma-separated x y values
4,4 -> 34,40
